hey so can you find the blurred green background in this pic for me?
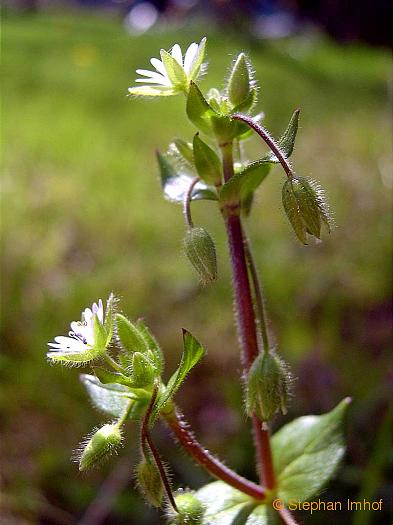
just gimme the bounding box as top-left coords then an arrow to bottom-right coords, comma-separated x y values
1,9 -> 392,525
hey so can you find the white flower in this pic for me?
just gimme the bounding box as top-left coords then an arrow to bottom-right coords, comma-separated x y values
48,297 -> 113,365
128,38 -> 207,97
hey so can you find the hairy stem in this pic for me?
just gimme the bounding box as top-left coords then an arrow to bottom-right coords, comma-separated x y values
221,142 -> 276,490
244,237 -> 270,353
279,507 -> 299,525
232,113 -> 293,178
141,385 -> 178,512
183,176 -> 200,229
163,407 -> 266,500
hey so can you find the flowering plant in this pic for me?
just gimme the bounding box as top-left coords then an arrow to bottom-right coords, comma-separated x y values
47,39 -> 349,524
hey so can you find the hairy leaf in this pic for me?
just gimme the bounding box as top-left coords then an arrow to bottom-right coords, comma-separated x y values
220,161 -> 271,205
264,109 -> 300,163
272,397 -> 351,502
187,82 -> 217,135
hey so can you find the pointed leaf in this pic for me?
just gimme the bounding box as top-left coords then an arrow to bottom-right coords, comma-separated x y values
220,161 -> 271,205
173,138 -> 194,166
193,133 -> 222,185
151,330 -> 206,420
157,151 -> 217,202
264,110 -> 300,162
186,82 -> 217,135
272,398 -> 351,502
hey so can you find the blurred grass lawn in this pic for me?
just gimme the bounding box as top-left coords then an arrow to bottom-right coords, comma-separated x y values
1,10 -> 392,525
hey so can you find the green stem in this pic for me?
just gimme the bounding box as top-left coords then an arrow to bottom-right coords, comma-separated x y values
115,399 -> 134,428
183,176 -> 200,229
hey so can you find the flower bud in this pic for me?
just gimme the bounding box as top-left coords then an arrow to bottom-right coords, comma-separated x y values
227,53 -> 254,108
184,227 -> 217,285
246,352 -> 290,422
167,491 -> 205,524
131,352 -> 156,387
137,458 -> 163,507
282,175 -> 332,244
78,424 -> 122,471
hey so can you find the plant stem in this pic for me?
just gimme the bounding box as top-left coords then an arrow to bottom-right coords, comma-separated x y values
163,408 -> 266,501
279,507 -> 299,525
221,142 -> 276,491
183,176 -> 200,229
244,237 -> 270,353
141,384 -> 178,512
231,113 -> 293,178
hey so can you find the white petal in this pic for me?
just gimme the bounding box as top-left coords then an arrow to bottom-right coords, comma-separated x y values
183,43 -> 198,75
136,69 -> 165,79
150,57 -> 167,76
171,44 -> 183,66
135,76 -> 171,86
83,308 -> 93,324
49,336 -> 86,352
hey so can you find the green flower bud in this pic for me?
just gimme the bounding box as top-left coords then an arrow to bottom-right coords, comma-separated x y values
282,175 -> 332,244
227,53 -> 254,108
167,492 -> 205,524
184,227 -> 217,285
137,458 -> 163,507
131,352 -> 156,387
78,424 -> 122,471
246,352 -> 290,422
193,133 -> 222,186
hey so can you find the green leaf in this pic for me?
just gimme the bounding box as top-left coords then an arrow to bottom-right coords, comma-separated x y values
157,151 -> 218,202
93,367 -> 133,387
193,133 -> 222,186
220,161 -> 271,205
264,110 -> 300,162
152,330 -> 205,420
187,82 -> 217,135
80,373 -> 148,419
160,49 -> 187,88
194,481 -> 273,525
173,138 -> 194,166
272,397 -> 351,502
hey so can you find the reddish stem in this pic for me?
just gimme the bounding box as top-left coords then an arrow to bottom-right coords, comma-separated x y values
221,143 -> 276,491
163,408 -> 266,501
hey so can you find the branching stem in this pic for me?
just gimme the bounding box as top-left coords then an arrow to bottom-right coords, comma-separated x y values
163,407 -> 266,501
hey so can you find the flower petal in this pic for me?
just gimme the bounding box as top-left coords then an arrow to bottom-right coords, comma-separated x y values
183,42 -> 198,75
150,57 -> 167,76
171,44 -> 183,66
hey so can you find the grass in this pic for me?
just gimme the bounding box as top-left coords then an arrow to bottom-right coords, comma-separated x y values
2,10 -> 392,524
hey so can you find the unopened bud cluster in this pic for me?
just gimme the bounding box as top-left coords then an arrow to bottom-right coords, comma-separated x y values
167,492 -> 205,525
78,424 -> 122,471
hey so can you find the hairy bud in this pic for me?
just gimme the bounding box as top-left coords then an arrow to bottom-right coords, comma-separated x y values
167,491 -> 205,524
246,352 -> 290,422
184,227 -> 217,284
137,458 -> 163,507
78,424 -> 122,471
282,175 -> 332,244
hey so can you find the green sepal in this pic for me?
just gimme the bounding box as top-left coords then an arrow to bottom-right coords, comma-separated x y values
264,109 -> 300,163
93,367 -> 134,388
151,330 -> 206,422
193,134 -> 222,186
131,352 -> 157,388
137,457 -> 163,507
273,398 -> 351,502
174,138 -> 194,166
157,151 -> 218,202
232,87 -> 258,114
135,318 -> 164,374
220,161 -> 271,206
227,53 -> 252,107
282,176 -> 324,244
184,227 -> 218,284
186,82 -> 217,135
160,49 -> 187,89
78,423 -> 123,471
116,313 -> 149,355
